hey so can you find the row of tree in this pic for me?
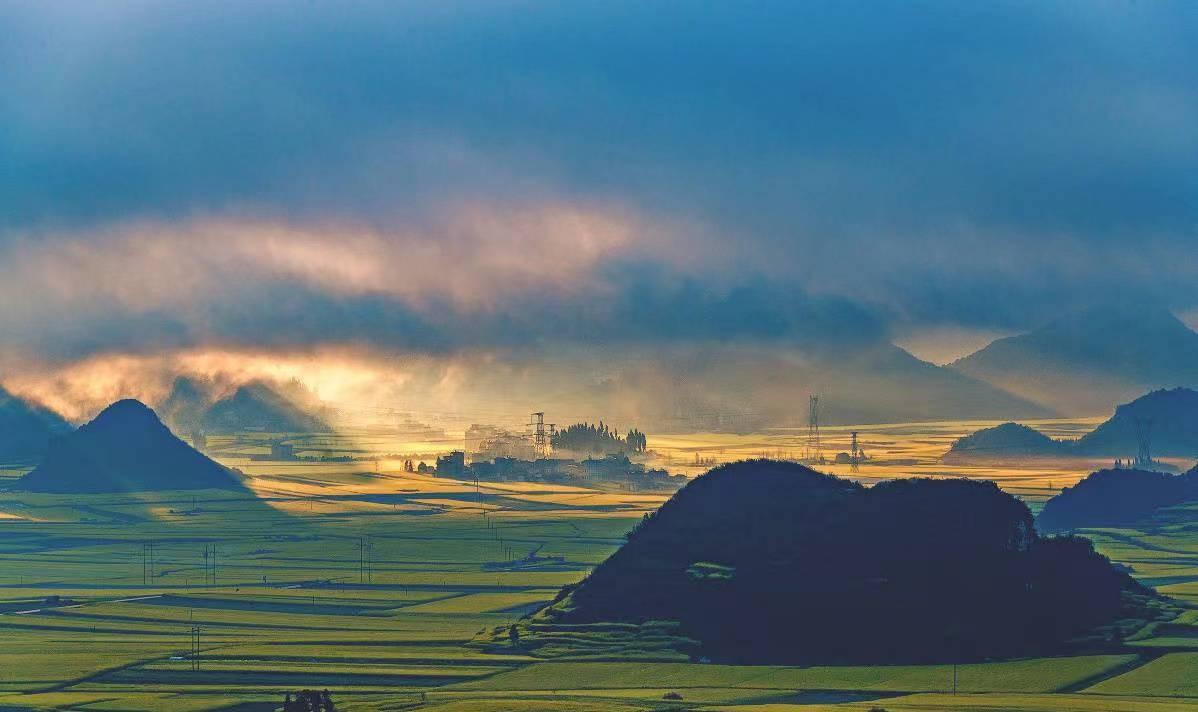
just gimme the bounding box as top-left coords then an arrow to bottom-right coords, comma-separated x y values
551,421 -> 647,455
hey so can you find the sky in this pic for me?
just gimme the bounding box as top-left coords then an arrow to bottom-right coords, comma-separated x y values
1,1 -> 1197,420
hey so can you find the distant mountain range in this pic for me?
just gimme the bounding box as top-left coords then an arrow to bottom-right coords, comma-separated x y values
577,342 -> 1053,431
15,399 -> 244,493
951,306 -> 1198,415
947,388 -> 1198,461
0,385 -> 73,462
494,460 -> 1159,664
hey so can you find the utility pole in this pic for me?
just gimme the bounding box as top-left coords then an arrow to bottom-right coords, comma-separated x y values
356,536 -> 373,584
201,544 -> 217,586
850,431 -> 860,473
143,542 -> 156,585
190,626 -> 202,671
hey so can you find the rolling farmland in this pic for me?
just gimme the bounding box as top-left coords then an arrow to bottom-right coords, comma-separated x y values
0,431 -> 1196,711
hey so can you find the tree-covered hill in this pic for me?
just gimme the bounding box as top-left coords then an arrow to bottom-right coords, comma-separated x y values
506,460 -> 1163,665
1038,466 -> 1198,533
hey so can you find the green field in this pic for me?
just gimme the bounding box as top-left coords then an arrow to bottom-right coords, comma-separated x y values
1,434 -> 1197,711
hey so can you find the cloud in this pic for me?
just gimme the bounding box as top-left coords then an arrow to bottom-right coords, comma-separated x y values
0,0 -> 1196,375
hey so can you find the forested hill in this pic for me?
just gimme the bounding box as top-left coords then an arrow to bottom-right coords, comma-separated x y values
515,460 -> 1162,665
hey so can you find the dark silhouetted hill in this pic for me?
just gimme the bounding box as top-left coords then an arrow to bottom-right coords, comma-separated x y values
201,381 -> 330,434
519,460 -> 1156,664
16,400 -> 244,493
1073,388 -> 1198,457
0,386 -> 72,461
1038,467 -> 1198,533
946,422 -> 1067,459
951,306 -> 1198,415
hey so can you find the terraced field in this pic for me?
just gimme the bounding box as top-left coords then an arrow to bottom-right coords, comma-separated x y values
0,431 -> 1196,711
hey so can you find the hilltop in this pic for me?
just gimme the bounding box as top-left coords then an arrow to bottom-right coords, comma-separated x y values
15,400 -> 244,493
951,306 -> 1198,415
493,460 -> 1160,665
1038,467 -> 1198,533
201,381 -> 331,434
945,422 -> 1067,459
0,385 -> 72,461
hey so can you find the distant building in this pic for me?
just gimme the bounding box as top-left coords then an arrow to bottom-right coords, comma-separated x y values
270,442 -> 296,460
435,451 -> 468,478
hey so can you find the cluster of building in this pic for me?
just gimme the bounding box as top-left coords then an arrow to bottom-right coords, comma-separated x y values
420,451 -> 685,490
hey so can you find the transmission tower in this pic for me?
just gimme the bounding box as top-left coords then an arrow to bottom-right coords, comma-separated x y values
806,396 -> 822,464
530,412 -> 549,458
1135,417 -> 1154,468
850,431 -> 860,473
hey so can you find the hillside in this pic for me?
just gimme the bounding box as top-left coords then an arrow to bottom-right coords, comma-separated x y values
1074,388 -> 1198,457
201,381 -> 331,434
0,385 -> 72,461
1038,467 -> 1198,533
945,422 -> 1067,459
946,388 -> 1198,461
951,306 -> 1198,415
498,460 -> 1159,665
15,400 -> 244,493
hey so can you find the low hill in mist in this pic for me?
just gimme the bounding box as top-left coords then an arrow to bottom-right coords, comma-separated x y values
15,400 -> 244,493
947,388 -> 1198,461
508,460 -> 1159,664
945,422 -> 1067,459
0,386 -> 72,461
1038,467 -> 1198,533
951,306 -> 1198,415
201,381 -> 331,434
157,376 -> 210,435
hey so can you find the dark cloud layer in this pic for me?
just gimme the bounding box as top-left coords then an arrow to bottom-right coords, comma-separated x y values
1,0 -> 1196,361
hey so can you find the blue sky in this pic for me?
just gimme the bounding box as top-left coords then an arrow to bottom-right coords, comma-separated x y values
1,0 -> 1196,379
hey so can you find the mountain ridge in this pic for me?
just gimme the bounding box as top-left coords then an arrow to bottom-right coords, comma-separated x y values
951,306 -> 1198,415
